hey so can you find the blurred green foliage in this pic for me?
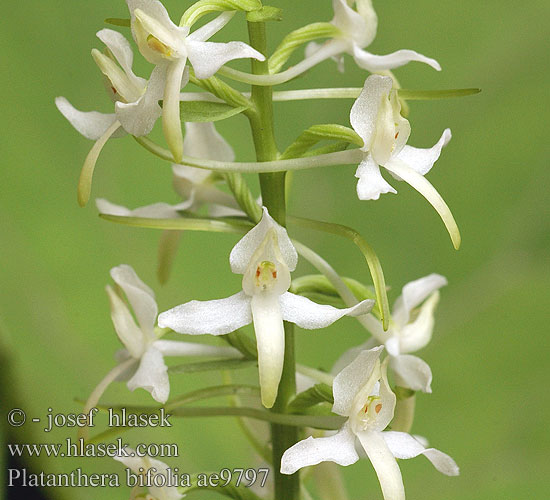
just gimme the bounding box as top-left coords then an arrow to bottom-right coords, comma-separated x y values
1,1 -> 548,499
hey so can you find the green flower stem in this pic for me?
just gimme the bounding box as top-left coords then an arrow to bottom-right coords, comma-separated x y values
247,20 -> 299,500
135,135 -> 363,172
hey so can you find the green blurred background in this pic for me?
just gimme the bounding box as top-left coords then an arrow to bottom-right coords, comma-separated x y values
1,0 -> 548,498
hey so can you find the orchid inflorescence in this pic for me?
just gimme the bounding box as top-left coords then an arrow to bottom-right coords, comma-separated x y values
58,1 -> 478,499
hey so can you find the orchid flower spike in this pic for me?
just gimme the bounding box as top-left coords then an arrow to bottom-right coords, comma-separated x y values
281,347 -> 459,500
351,75 -> 460,249
56,29 -> 164,207
158,208 -> 375,408
97,122 -> 242,219
107,264 -> 241,403
334,274 -> 447,393
114,449 -> 183,500
308,0 -> 440,73
126,0 -> 265,162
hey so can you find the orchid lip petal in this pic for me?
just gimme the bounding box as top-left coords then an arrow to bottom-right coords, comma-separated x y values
182,122 -> 235,162
355,155 -> 397,200
163,58 -> 188,162
250,294 -> 285,408
356,430 -> 405,500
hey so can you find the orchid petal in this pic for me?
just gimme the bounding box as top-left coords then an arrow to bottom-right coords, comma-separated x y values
96,29 -> 141,87
350,75 -> 393,150
398,292 -> 440,353
183,122 -> 235,161
230,207 -> 297,274
393,129 -> 452,176
96,198 -> 190,219
186,40 -> 265,80
383,159 -> 461,249
393,273 -> 447,325
250,294 -> 285,408
382,431 -> 459,476
163,58 -> 188,162
355,155 -> 397,200
106,285 -> 145,358
281,422 -> 359,474
158,291 -> 252,335
55,97 -> 123,140
127,345 -> 170,403
331,338 -> 377,375
332,346 -> 383,417
279,292 -> 374,330
352,45 -> 441,72
153,339 -> 241,358
356,430 -> 405,500
331,0 -> 376,48
208,203 -> 246,218
77,120 -> 122,207
187,11 -> 235,42
115,64 -> 165,136
390,354 -> 432,393
369,358 -> 397,432
110,264 -> 158,336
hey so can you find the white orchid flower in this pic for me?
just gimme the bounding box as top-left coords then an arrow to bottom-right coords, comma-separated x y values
56,29 -> 165,206
114,449 -> 183,500
351,75 -> 460,249
158,208 -> 375,408
97,122 -> 242,219
334,274 -> 447,393
281,347 -> 458,500
126,0 -> 265,162
306,0 -> 440,74
107,264 -> 241,403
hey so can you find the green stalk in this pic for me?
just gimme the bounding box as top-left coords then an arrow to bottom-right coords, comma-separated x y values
246,20 -> 299,500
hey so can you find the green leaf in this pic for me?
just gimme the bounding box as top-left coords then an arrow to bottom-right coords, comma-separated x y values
246,5 -> 283,22
181,0 -> 262,27
281,124 -> 363,160
397,88 -> 481,100
179,101 -> 248,122
104,18 -> 130,27
288,383 -> 334,413
168,358 -> 257,374
157,230 -> 182,285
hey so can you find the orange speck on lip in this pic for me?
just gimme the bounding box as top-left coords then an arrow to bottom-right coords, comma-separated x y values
111,87 -> 117,94
375,404 -> 382,414
395,132 -> 399,139
256,268 -> 261,278
272,270 -> 277,279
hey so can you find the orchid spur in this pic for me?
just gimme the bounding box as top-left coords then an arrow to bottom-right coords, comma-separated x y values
56,28 -> 164,206
351,75 -> 461,249
158,208 -> 375,408
281,347 -> 459,500
126,0 -> 265,162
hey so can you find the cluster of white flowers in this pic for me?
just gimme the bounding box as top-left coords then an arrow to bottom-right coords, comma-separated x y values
57,1 -> 470,499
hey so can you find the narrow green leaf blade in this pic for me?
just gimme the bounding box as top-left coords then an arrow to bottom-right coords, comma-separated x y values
179,101 -> 248,122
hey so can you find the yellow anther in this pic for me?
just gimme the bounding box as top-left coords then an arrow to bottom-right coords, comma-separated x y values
147,35 -> 172,57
